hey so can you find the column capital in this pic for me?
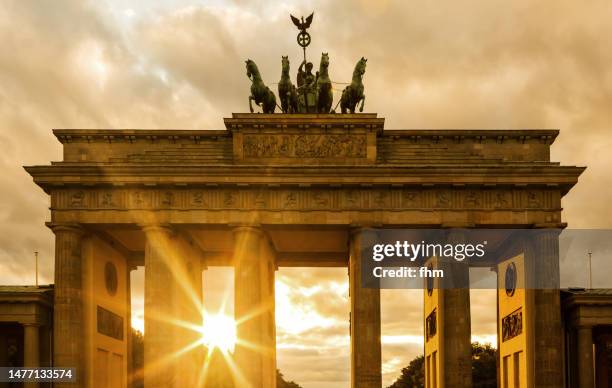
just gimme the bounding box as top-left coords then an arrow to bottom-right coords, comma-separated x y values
46,222 -> 85,235
140,223 -> 175,234
21,322 -> 42,328
231,224 -> 263,236
441,227 -> 472,242
348,225 -> 379,236
532,222 -> 566,231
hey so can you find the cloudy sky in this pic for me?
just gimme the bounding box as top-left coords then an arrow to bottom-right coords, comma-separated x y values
2,0 -> 612,386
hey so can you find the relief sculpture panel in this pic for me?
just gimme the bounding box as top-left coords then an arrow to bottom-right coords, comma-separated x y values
243,134 -> 367,158
52,188 -> 561,213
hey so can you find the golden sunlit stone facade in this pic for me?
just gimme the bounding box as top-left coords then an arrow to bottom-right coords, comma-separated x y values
25,113 -> 584,387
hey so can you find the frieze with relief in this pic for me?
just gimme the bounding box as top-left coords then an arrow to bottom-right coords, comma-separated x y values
52,188 -> 562,212
243,134 -> 367,158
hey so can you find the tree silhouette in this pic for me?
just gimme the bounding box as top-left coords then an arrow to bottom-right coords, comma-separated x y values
277,370 -> 303,388
387,355 -> 424,388
386,342 -> 497,388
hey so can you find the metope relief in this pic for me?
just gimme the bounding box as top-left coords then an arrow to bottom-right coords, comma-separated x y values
501,308 -> 523,342
51,188 -> 561,213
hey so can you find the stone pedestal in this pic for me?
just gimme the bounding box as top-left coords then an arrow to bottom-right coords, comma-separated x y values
233,226 -> 277,388
349,229 -> 381,388
577,326 -> 594,388
51,224 -> 85,388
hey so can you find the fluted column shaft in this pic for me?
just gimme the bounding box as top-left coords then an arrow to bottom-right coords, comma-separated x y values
233,226 -> 276,388
349,228 -> 381,388
143,225 -> 204,388
143,225 -> 178,388
531,229 -> 563,388
23,323 -> 40,388
441,229 -> 472,388
51,224 -> 85,388
172,235 -> 203,388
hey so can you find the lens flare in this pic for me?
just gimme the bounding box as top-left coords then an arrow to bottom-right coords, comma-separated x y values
200,314 -> 237,354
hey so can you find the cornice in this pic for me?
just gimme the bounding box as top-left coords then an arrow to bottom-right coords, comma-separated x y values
224,113 -> 384,131
52,129 -> 230,144
24,163 -> 585,181
51,127 -> 559,145
381,129 -> 559,144
24,164 -> 585,196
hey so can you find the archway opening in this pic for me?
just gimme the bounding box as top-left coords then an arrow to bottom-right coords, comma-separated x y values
276,267 -> 350,388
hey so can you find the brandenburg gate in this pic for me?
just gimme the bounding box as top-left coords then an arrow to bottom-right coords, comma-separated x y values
25,113 -> 583,387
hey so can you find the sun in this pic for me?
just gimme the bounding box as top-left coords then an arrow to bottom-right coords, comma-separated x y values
200,314 -> 237,354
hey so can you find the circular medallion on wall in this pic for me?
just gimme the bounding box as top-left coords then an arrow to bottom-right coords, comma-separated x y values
505,262 -> 517,297
105,261 -> 118,296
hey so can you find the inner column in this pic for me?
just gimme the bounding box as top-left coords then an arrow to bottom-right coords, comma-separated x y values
143,225 -> 192,388
233,226 -> 277,388
143,225 -> 205,388
442,229 -> 473,388
423,228 -> 473,388
349,228 -> 382,388
530,229 -> 564,387
23,323 -> 40,388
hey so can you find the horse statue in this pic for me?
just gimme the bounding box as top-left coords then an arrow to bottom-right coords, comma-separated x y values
245,59 -> 276,114
316,52 -> 333,113
278,56 -> 298,113
339,57 -> 367,114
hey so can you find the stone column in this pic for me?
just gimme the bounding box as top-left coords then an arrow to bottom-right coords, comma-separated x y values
530,229 -> 563,387
23,323 -> 40,388
143,225 -> 179,388
441,229 -> 472,388
576,326 -> 594,388
349,228 -> 381,388
51,223 -> 85,388
233,226 -> 277,388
